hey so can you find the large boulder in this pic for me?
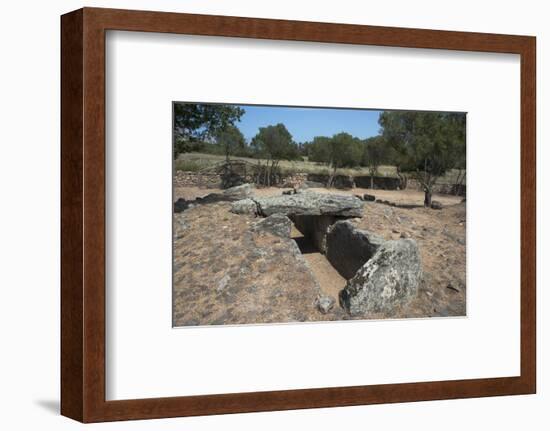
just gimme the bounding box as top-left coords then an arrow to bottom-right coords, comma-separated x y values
339,239 -> 422,315
253,214 -> 292,238
230,198 -> 258,215
326,221 -> 385,279
254,191 -> 364,218
222,183 -> 254,201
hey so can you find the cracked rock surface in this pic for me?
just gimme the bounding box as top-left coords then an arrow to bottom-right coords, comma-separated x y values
254,191 -> 364,217
339,239 -> 422,315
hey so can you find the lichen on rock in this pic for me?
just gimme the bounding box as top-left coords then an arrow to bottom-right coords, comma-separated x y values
339,239 -> 422,315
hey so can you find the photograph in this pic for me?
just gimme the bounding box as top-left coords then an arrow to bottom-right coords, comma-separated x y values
172,103 -> 467,327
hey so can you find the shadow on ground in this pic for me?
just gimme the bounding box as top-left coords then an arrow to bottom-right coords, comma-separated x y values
34,399 -> 59,415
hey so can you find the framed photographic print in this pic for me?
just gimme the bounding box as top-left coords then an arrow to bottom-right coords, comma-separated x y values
61,7 -> 536,423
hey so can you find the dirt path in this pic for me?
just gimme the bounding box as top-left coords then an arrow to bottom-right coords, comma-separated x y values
290,226 -> 346,300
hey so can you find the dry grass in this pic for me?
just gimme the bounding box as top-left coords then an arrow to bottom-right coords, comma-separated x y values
175,152 -> 466,185
175,152 -> 396,176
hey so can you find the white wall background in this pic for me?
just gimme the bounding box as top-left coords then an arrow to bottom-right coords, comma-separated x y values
0,0 -> 546,429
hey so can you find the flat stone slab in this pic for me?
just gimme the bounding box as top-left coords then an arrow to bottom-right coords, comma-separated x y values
254,191 -> 364,217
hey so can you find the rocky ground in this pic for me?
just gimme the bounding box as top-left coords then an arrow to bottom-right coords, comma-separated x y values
173,185 -> 466,326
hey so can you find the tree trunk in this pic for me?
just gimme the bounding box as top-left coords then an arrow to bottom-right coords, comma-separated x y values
454,169 -> 465,196
327,165 -> 337,188
396,167 -> 407,190
424,188 -> 432,207
370,174 -> 374,189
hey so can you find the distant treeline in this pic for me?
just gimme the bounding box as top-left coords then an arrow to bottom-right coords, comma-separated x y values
173,103 -> 466,205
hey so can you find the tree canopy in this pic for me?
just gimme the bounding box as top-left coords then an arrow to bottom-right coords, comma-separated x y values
215,125 -> 246,161
308,133 -> 362,168
362,135 -> 389,188
379,111 -> 466,206
249,123 -> 299,186
173,103 -> 244,157
250,123 -> 298,161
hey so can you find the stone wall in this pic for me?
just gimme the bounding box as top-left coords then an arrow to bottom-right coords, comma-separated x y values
407,179 -> 466,196
174,170 -> 308,189
306,174 -> 355,189
174,169 -> 466,196
354,175 -> 402,190
174,171 -> 224,188
281,173 -> 308,187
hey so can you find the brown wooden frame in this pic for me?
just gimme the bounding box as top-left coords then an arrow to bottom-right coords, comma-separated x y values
61,7 -> 536,423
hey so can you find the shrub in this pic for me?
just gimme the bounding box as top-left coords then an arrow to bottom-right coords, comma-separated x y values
174,160 -> 203,172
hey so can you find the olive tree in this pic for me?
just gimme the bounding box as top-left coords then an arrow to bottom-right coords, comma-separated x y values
215,125 -> 246,162
362,135 -> 388,189
307,133 -> 361,187
251,123 -> 297,186
379,111 -> 466,207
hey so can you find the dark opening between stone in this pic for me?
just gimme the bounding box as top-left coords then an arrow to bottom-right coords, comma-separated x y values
290,215 -> 384,281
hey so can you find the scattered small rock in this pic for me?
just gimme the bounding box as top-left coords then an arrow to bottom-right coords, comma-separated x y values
363,194 -> 376,202
446,283 -> 460,293
217,274 -> 231,292
431,201 -> 443,210
316,295 -> 335,314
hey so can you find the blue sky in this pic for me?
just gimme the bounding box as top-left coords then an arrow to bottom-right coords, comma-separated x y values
235,105 -> 381,143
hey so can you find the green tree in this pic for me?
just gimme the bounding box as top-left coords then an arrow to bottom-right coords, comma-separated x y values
379,111 -> 466,207
308,136 -> 331,163
215,125 -> 246,162
251,123 -> 297,186
304,133 -> 362,186
448,124 -> 467,195
173,103 -> 244,158
362,135 -> 388,189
